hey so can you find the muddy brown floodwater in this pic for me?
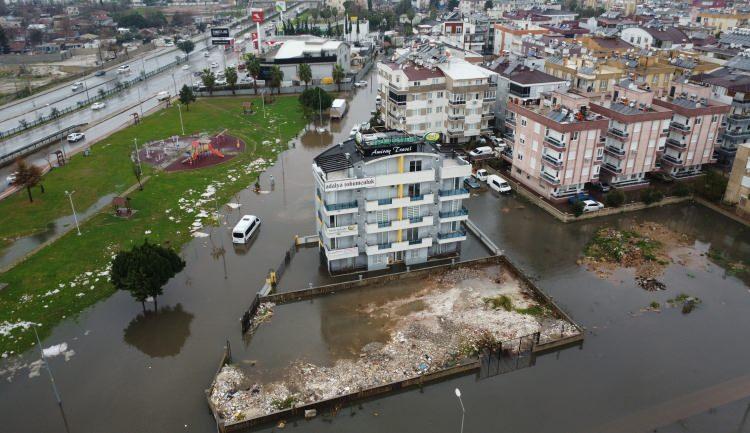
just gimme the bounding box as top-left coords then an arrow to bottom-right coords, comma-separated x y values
1,70 -> 750,433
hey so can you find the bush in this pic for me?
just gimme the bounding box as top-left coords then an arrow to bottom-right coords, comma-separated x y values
605,189 -> 625,207
694,170 -> 728,202
641,188 -> 664,205
571,200 -> 585,217
672,183 -> 692,197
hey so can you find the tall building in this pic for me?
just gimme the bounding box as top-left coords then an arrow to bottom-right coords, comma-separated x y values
377,52 -> 496,145
723,142 -> 750,214
506,90 -> 608,200
312,131 -> 472,274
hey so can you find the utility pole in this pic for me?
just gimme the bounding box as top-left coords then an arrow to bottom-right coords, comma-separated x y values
64,190 -> 81,236
133,138 -> 143,173
177,103 -> 185,135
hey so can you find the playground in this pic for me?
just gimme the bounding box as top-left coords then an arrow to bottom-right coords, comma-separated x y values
136,131 -> 247,173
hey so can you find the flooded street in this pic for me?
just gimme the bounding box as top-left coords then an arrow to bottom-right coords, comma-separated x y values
1,75 -> 750,433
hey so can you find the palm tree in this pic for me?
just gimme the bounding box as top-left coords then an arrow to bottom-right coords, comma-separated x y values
270,65 -> 283,95
243,53 -> 261,95
298,63 -> 312,89
200,68 -> 216,95
332,64 -> 345,92
225,66 -> 238,95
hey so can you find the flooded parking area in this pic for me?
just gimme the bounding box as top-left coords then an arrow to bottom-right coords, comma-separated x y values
210,258 -> 580,427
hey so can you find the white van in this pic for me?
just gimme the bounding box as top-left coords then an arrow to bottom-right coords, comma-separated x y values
232,215 -> 261,244
487,174 -> 512,194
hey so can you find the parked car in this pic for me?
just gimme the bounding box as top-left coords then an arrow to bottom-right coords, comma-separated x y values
94,70 -> 106,77
464,177 -> 481,190
469,146 -> 494,159
210,62 -> 219,68
354,80 -> 368,88
182,64 -> 190,70
215,78 -> 228,86
240,75 -> 254,84
156,91 -> 170,101
71,82 -> 83,91
487,174 -> 512,194
204,52 -> 210,58
473,169 -> 489,182
6,172 -> 17,185
581,200 -> 605,213
567,192 -> 592,205
117,65 -> 130,74
232,215 -> 261,244
67,132 -> 85,143
91,102 -> 106,110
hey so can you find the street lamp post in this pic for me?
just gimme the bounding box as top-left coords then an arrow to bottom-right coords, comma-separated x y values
136,86 -> 144,117
65,190 -> 81,236
177,103 -> 185,135
455,388 -> 465,433
133,138 -> 143,173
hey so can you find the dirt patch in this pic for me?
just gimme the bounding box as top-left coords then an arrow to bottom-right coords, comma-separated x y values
581,222 -> 692,288
209,265 -> 577,423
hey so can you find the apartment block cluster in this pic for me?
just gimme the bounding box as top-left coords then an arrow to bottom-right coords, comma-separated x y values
371,0 -> 750,201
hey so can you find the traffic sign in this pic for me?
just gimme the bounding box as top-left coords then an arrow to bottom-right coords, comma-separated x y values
275,1 -> 286,12
251,9 -> 264,23
211,27 -> 230,38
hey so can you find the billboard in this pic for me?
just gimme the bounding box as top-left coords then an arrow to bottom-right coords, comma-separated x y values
323,177 -> 375,192
210,27 -> 230,38
212,39 -> 231,45
274,0 -> 286,12
251,9 -> 264,23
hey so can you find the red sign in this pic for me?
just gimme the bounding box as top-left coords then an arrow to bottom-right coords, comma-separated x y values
251,9 -> 264,23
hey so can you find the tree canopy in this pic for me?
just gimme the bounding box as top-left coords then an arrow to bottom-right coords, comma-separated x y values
298,63 -> 312,88
178,84 -> 196,110
200,68 -> 216,95
110,241 -> 186,312
11,159 -> 42,203
177,40 -> 194,58
299,87 -> 333,117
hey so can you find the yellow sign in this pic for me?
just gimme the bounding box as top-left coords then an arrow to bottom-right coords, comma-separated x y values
423,132 -> 441,143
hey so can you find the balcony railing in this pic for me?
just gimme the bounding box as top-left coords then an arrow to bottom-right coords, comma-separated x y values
725,129 -> 750,139
605,144 -> 626,157
544,135 -> 566,149
437,229 -> 467,240
449,99 -> 466,105
542,154 -> 563,167
603,162 -> 622,173
409,194 -> 425,201
608,127 -> 629,139
448,112 -> 464,120
540,171 -> 560,185
324,200 -> 358,212
438,188 -> 469,197
665,137 -> 686,148
439,207 -> 469,218
662,154 -> 684,165
377,198 -> 393,205
670,121 -> 691,133
377,242 -> 392,250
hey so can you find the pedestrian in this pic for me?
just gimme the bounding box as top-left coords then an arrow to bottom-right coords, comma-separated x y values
40,184 -> 45,194
269,175 -> 275,186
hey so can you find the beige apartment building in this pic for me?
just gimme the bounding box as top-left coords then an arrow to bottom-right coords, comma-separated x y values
653,82 -> 730,178
590,81 -> 674,188
724,142 -> 750,215
507,91 -> 608,200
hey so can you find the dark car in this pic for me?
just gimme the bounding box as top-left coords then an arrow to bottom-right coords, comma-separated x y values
567,192 -> 592,205
464,177 -> 481,190
593,182 -> 611,192
94,70 -> 106,77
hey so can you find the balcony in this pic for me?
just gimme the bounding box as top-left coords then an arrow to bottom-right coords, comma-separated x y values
438,188 -> 470,201
365,237 -> 433,255
504,117 -> 516,127
322,200 -> 358,216
540,171 -> 560,185
544,135 -> 566,150
662,153 -> 684,166
724,129 -> 750,139
438,207 -> 469,222
365,215 -> 434,234
440,158 -> 472,179
482,112 -> 494,119
323,244 -> 359,260
607,128 -> 629,141
449,99 -> 466,105
375,169 -> 435,188
365,193 -> 434,211
605,144 -> 626,158
665,137 -> 686,149
542,154 -> 563,168
728,113 -> 750,126
602,162 -> 623,174
448,112 -> 464,120
669,121 -> 691,134
437,229 -> 467,244
323,223 -> 358,238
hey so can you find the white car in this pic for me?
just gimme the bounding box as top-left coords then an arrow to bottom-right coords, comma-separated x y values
91,102 -> 106,110
117,65 -> 130,74
6,172 -> 17,185
215,78 -> 227,86
181,64 -> 190,70
210,62 -> 219,68
71,82 -> 83,91
487,174 -> 512,194
473,169 -> 488,182
156,91 -> 170,101
354,80 -> 368,88
240,75 -> 254,84
469,146 -> 494,158
67,132 -> 85,143
581,200 -> 605,213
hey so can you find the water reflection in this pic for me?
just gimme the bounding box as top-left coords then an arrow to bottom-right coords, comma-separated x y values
123,303 -> 194,358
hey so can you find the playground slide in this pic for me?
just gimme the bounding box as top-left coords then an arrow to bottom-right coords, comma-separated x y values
211,148 -> 225,158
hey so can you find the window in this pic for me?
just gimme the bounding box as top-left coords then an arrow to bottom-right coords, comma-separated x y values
596,147 -> 604,158
696,117 -> 702,125
520,117 -> 527,126
532,140 -> 538,151
408,183 -> 421,197
565,168 -> 573,178
711,114 -> 718,123
582,166 -> 590,177
409,160 -> 422,172
572,131 -> 579,140
534,123 -> 541,134
627,158 -> 635,168
530,157 -> 536,169
517,152 -> 524,161
568,150 -> 577,160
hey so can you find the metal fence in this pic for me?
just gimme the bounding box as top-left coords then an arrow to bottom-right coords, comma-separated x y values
0,123 -> 86,168
478,332 -> 539,379
0,56 -> 187,140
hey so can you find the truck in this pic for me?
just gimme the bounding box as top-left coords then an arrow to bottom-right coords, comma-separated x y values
330,99 -> 347,119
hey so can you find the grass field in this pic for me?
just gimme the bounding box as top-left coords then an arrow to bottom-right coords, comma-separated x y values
0,96 -> 307,356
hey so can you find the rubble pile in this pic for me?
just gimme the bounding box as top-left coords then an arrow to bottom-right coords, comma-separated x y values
210,266 -> 576,423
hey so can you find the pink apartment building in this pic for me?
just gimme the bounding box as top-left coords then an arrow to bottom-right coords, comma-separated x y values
590,81 -> 674,188
653,82 -> 730,178
507,91 -> 608,200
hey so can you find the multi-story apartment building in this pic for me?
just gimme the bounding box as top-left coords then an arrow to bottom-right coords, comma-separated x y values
545,55 -> 624,99
377,56 -> 496,145
590,81 -> 674,188
653,82 -> 730,178
312,131 -> 472,273
506,91 -> 608,200
493,23 -> 550,56
723,142 -> 750,214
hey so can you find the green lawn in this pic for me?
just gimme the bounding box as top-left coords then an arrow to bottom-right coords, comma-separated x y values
0,96 -> 306,356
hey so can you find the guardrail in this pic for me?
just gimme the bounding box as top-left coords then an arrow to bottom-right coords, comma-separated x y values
0,123 -> 86,168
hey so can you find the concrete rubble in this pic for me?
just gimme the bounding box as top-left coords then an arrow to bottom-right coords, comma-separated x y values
209,266 -> 577,423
